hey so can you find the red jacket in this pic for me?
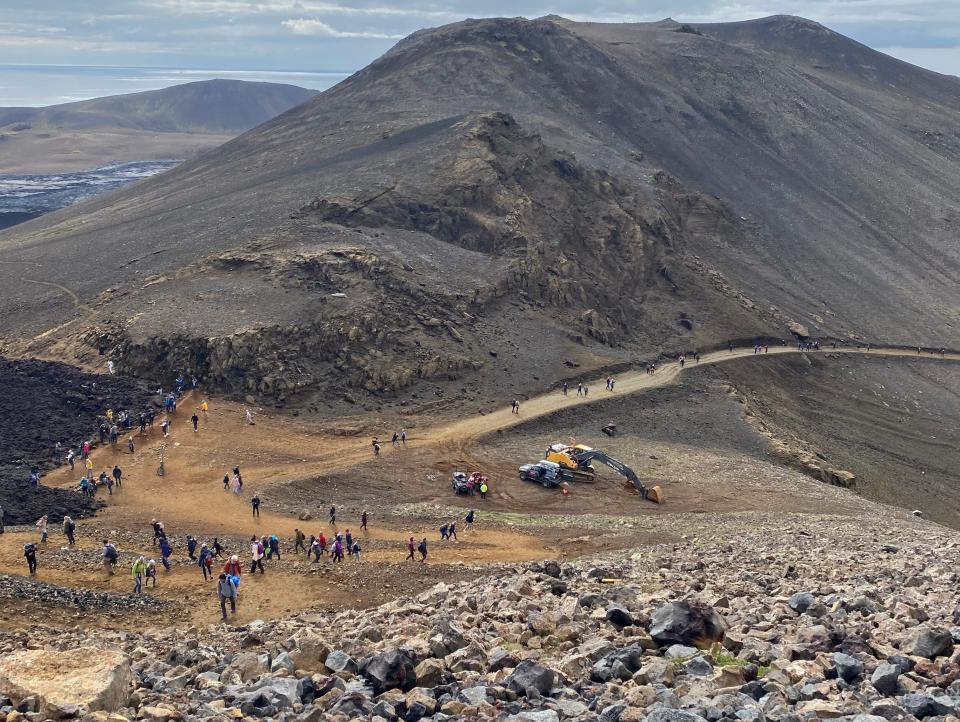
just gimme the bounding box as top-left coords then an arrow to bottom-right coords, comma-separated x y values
223,560 -> 242,576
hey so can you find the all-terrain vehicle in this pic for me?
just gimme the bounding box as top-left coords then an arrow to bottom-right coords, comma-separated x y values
452,472 -> 472,495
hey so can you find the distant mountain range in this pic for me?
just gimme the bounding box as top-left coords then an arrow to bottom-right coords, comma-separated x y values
0,78 -> 317,173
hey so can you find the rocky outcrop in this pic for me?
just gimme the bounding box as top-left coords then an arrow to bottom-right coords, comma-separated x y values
0,648 -> 131,715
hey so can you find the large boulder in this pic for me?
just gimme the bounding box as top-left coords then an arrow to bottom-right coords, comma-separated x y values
0,647 -> 131,715
901,628 -> 954,659
359,650 -> 417,694
648,601 -> 726,647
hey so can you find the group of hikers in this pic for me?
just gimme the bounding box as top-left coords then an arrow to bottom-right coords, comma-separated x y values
371,430 -> 406,456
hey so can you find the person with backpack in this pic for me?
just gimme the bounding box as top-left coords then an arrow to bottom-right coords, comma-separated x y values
212,538 -> 225,558
332,538 -> 344,563
198,544 -> 213,580
223,554 -> 242,578
102,539 -> 118,575
294,528 -> 306,554
440,523 -> 449,541
448,521 -> 458,541
131,556 -> 146,594
146,559 -> 158,588
344,529 -> 353,552
186,535 -> 198,561
351,541 -> 361,561
269,534 -> 280,561
217,573 -> 238,620
310,536 -> 322,562
418,537 -> 428,562
191,413 -> 199,432
35,515 -> 48,544
159,536 -> 172,571
250,536 -> 265,574
24,543 -> 37,575
465,509 -> 475,531
62,516 -> 76,546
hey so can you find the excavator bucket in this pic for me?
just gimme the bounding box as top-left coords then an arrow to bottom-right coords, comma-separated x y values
646,485 -> 664,504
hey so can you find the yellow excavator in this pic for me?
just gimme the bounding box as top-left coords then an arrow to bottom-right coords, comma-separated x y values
545,443 -> 598,481
541,442 -> 664,503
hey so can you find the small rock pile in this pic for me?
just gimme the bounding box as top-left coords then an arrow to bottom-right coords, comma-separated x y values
2,513 -> 960,722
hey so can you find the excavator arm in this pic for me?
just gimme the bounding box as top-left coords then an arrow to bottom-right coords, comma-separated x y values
572,450 -> 662,503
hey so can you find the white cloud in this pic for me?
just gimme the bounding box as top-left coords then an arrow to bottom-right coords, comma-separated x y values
280,18 -> 404,38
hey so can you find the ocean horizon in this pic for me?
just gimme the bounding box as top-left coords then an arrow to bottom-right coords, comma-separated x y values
0,64 -> 352,107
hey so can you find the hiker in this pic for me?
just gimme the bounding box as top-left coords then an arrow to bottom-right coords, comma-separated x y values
329,505 -> 337,525
351,541 -> 361,561
251,495 -> 261,518
479,480 -> 488,499
218,573 -> 238,620
345,529 -> 353,551
85,457 -> 94,480
223,554 -> 242,578
159,536 -> 172,571
105,473 -> 114,495
245,408 -> 254,425
198,544 -> 214,580
63,515 -> 76,545
146,559 -> 157,588
317,532 -> 327,556
269,534 -> 280,560
310,536 -> 322,562
212,538 -> 225,558
113,464 -> 122,487
583,385 -> 589,397
36,515 -> 48,543
231,474 -> 241,494
250,536 -> 265,574
200,399 -> 209,418
152,519 -> 165,547
373,441 -> 381,456
406,536 -> 416,561
233,466 -> 243,489
577,382 -> 583,396
333,538 -> 344,562
0,503 -> 4,534
191,413 -> 199,432
186,535 -> 198,560
107,359 -> 115,374
440,523 -> 449,541
294,528 -> 306,554
418,537 -> 428,562
24,543 -> 37,575
562,381 -> 568,396
511,399 -> 519,414
102,539 -> 118,575
132,556 -> 146,594
223,474 -> 230,491
67,449 -> 76,471
465,509 -> 475,531
391,431 -> 399,447
360,510 -> 368,531
400,429 -> 406,445
449,521 -> 458,541
161,417 -> 170,437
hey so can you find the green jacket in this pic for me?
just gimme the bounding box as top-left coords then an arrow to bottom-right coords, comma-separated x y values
131,559 -> 146,578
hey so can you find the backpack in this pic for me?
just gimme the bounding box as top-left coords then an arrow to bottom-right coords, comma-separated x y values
104,544 -> 118,561
257,541 -> 264,555
418,541 -> 427,554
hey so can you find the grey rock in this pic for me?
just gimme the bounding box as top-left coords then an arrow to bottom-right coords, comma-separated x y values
506,660 -> 557,697
665,644 -> 699,659
458,686 -> 489,705
489,647 -> 520,672
644,709 -> 709,722
685,656 -> 714,677
324,650 -> 358,674
649,602 -> 726,646
833,652 -> 863,683
359,649 -> 417,694
871,663 -> 901,695
606,605 -> 634,628
271,651 -> 295,674
902,628 -> 954,659
788,592 -> 816,614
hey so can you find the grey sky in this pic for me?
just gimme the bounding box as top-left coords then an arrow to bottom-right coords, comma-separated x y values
1,0 -> 959,76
